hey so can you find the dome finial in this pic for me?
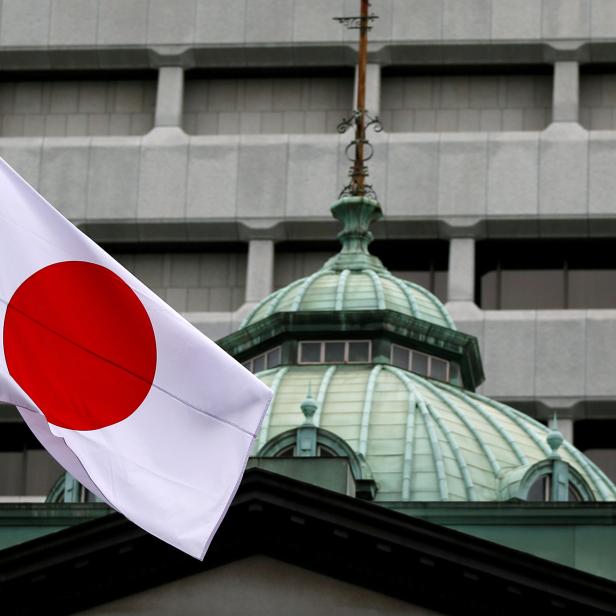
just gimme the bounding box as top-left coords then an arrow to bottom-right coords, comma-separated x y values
300,383 -> 318,425
334,0 -> 382,200
547,413 -> 564,458
323,196 -> 385,272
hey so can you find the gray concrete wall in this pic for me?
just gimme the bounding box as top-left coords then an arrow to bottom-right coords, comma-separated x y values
0,78 -> 155,137
0,0 -> 611,49
381,74 -> 552,132
2,125 -> 613,226
453,308 -> 616,416
184,75 -> 353,135
78,555 -> 442,616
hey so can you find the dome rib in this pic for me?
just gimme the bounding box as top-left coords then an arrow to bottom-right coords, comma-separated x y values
389,368 -> 475,501
363,269 -> 386,309
403,279 -> 456,329
382,367 -> 418,499
416,393 -> 449,501
241,287 -> 284,328
358,365 -> 382,456
257,366 -> 289,450
314,365 -> 337,427
403,389 -> 418,500
487,397 -> 551,458
269,278 -> 304,316
450,388 -> 528,466
425,400 -> 476,500
291,269 -> 332,311
382,272 -> 421,319
407,373 -> 501,477
334,269 -> 350,310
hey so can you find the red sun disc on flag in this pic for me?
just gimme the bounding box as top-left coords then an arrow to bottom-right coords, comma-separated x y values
3,261 -> 157,430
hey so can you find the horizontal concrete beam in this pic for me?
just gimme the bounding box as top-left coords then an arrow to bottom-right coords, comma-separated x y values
3,124 -> 616,235
450,306 -> 616,412
0,0 -> 610,52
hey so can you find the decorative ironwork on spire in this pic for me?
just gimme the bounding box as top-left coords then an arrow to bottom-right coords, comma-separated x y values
334,0 -> 382,200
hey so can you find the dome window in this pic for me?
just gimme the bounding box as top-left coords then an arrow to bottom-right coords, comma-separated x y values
298,340 -> 371,365
391,343 -> 460,384
501,418 -> 597,502
257,389 -> 377,500
523,466 -> 589,502
242,346 -> 282,373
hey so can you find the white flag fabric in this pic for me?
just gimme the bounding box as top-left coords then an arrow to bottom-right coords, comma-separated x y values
0,158 -> 272,559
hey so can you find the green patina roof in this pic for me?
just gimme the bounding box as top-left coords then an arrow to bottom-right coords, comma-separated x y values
236,194 -> 616,503
242,268 -> 454,330
256,364 -> 616,503
242,197 -> 455,331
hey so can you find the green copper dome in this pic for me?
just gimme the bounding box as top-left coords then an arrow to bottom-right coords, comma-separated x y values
219,193 -> 616,505
256,364 -> 616,503
242,197 -> 455,330
242,268 -> 454,329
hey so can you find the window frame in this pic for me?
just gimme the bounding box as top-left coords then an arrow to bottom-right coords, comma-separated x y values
242,346 -> 282,373
390,343 -> 453,383
297,340 -> 372,365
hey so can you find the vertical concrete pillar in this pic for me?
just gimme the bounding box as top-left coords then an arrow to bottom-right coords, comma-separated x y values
559,418 -> 574,444
447,238 -> 475,303
155,66 -> 184,128
354,63 -> 381,115
245,239 -> 275,303
552,61 -> 579,123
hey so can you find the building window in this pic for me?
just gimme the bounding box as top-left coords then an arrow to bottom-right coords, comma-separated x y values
391,344 -> 460,384
526,475 -> 550,502
526,473 -> 583,502
298,341 -> 371,364
580,68 -> 616,130
0,71 -> 157,137
574,420 -> 616,485
477,239 -> 616,309
107,243 -> 248,313
242,347 -> 282,373
380,68 -> 552,133
183,68 -> 353,136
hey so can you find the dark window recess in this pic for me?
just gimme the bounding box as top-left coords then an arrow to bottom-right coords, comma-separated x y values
574,419 -> 616,485
574,419 -> 616,451
476,239 -> 616,309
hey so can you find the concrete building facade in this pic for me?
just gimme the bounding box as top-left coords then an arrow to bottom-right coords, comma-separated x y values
2,0 -> 616,498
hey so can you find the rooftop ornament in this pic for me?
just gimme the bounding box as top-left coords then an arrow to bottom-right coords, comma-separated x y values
334,0 -> 382,201
300,384 -> 318,426
547,413 -> 564,459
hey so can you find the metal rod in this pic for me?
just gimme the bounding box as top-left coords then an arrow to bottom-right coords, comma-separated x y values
334,0 -> 380,200
354,0 -> 370,196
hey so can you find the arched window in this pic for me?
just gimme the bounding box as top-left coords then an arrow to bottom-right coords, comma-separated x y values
520,461 -> 595,502
258,426 -> 377,500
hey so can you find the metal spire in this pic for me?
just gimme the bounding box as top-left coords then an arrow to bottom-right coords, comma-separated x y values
335,0 -> 382,200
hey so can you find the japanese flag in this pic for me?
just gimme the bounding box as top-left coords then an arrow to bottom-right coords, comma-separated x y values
0,158 -> 271,559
